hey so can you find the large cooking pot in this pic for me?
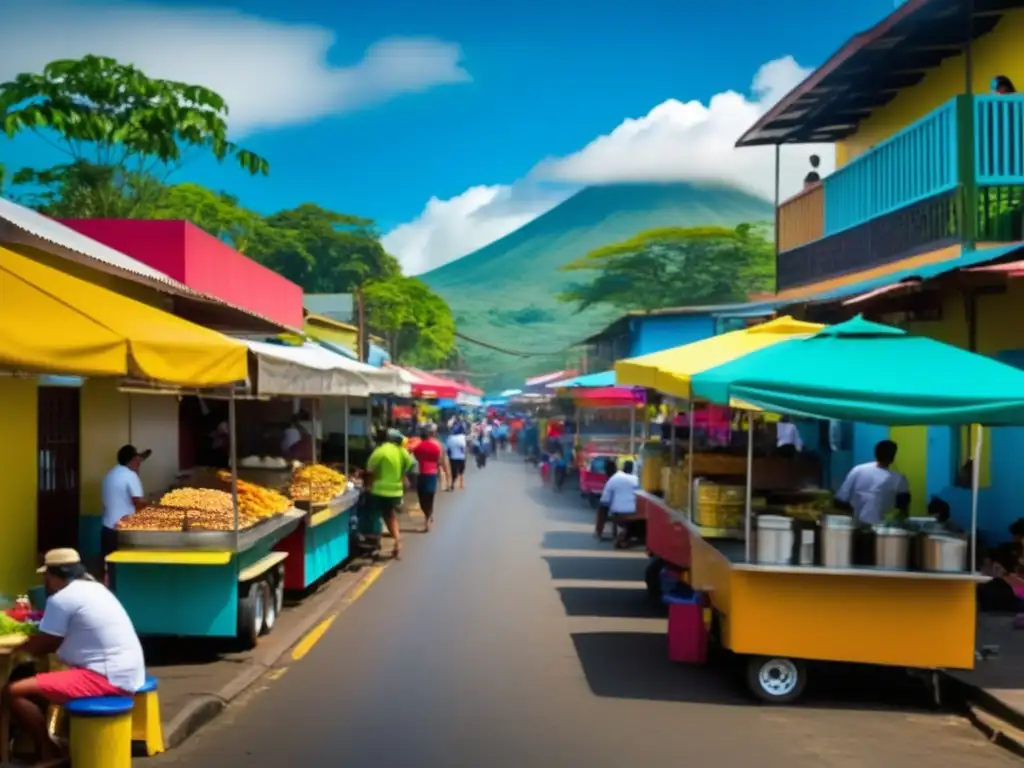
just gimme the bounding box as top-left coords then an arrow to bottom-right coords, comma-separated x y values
923,534 -> 967,572
873,525 -> 910,570
820,514 -> 855,568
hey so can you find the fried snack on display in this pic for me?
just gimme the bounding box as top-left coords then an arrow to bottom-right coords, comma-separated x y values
216,471 -> 291,519
290,463 -> 347,503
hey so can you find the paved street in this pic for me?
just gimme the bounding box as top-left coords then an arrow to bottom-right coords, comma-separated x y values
154,457 -> 1016,767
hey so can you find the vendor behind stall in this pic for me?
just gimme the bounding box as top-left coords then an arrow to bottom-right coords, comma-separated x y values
776,416 -> 803,458
100,444 -> 151,566
281,412 -> 313,461
834,439 -> 910,524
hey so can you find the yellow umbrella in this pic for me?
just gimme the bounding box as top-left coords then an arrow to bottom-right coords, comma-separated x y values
615,316 -> 823,400
0,246 -> 248,386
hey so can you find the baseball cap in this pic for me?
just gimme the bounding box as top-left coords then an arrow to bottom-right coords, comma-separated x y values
37,548 -> 82,573
117,444 -> 152,465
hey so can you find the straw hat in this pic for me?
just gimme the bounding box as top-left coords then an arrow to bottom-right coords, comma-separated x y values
37,548 -> 82,573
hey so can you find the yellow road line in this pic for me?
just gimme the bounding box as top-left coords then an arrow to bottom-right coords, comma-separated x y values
290,565 -> 385,662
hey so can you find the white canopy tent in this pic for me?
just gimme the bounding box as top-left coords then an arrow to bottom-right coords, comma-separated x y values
244,340 -> 409,397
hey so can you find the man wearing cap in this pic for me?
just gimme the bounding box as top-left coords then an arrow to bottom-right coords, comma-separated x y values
100,445 -> 151,567
365,429 -> 416,560
1,548 -> 145,763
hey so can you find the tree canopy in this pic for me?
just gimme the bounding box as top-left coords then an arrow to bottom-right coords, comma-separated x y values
559,223 -> 774,312
363,276 -> 457,368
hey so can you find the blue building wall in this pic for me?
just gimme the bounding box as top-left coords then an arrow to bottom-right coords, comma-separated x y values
627,314 -> 716,357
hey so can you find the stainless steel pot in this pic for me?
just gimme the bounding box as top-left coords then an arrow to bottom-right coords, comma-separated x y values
756,515 -> 794,565
873,525 -> 910,570
820,514 -> 855,568
923,534 -> 967,572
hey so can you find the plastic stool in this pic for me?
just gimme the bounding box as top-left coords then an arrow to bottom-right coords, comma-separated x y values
132,675 -> 165,756
67,696 -> 134,768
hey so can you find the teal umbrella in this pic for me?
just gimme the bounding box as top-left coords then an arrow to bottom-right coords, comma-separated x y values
690,315 -> 1024,426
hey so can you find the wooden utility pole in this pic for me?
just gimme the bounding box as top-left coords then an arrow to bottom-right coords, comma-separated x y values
355,287 -> 368,363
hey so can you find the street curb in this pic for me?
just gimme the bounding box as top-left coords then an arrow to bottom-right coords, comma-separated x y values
162,562 -> 383,750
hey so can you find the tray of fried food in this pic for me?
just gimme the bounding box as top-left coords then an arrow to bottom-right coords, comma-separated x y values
116,504 -> 260,532
290,464 -> 347,505
215,471 -> 291,519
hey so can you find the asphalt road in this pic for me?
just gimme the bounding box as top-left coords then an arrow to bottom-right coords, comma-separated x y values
155,456 -> 1015,767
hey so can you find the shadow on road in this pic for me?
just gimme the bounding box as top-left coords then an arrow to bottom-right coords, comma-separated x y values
571,632 -> 941,712
525,485 -> 594,524
557,586 -> 665,619
542,530 -> 604,551
544,555 -> 647,582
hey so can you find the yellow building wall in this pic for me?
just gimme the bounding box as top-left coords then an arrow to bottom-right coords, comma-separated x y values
890,426 -> 929,517
0,378 -> 38,595
305,323 -> 358,351
80,379 -> 131,517
836,9 -> 1024,164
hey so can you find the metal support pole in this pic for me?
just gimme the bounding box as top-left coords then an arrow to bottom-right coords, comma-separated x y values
773,144 -> 781,296
343,396 -> 350,477
744,412 -> 754,563
629,404 -> 636,456
687,400 -> 695,519
311,399 -> 319,466
229,393 -> 239,553
971,426 -> 983,573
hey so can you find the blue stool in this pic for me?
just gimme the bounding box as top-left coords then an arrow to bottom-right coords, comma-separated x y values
132,675 -> 165,756
67,696 -> 134,768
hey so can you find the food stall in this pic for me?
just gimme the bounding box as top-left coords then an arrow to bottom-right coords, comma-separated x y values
615,318 -> 823,590
678,316 -> 1019,703
109,340 -> 403,644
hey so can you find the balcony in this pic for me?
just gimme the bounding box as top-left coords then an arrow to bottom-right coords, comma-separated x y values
776,94 -> 1024,292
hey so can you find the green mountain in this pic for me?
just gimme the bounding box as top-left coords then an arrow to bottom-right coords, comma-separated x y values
421,182 -> 774,389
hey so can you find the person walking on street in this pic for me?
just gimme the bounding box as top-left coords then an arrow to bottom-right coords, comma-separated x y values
412,424 -> 450,532
446,425 -> 468,491
365,428 -> 416,560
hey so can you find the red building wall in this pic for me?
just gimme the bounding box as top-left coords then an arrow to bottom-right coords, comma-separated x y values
61,219 -> 303,329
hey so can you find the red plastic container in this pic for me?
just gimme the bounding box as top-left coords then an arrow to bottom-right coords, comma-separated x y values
665,593 -> 707,664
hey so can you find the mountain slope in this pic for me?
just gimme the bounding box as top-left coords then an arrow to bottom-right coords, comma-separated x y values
421,182 -> 774,387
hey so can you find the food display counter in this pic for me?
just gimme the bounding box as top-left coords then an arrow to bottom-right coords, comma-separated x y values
276,483 -> 360,591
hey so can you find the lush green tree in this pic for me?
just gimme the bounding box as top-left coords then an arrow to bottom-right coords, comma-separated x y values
0,55 -> 268,216
558,223 -> 774,312
363,275 -> 456,367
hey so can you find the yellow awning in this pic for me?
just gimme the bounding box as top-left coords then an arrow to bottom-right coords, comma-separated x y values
0,246 -> 248,386
615,316 -> 824,399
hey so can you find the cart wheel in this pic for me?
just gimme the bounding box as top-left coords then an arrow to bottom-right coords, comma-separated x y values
273,565 -> 285,616
237,581 -> 264,649
644,557 -> 665,602
745,656 -> 807,704
261,580 -> 276,635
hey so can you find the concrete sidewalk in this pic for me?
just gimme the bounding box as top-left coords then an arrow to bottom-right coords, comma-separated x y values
143,496 -> 438,751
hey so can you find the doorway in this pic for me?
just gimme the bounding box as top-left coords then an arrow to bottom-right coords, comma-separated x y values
37,386 -> 81,552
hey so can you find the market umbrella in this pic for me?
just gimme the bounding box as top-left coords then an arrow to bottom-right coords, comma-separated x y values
690,315 -> 1024,426
615,316 -> 823,399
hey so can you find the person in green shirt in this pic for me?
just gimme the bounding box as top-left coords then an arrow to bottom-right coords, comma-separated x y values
365,428 -> 416,560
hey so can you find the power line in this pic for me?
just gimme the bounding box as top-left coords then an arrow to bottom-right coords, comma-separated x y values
453,330 -> 571,358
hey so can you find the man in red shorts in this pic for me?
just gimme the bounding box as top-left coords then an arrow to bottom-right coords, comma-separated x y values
1,548 -> 145,763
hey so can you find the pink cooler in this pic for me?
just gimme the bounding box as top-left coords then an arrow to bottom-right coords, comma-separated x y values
665,593 -> 707,664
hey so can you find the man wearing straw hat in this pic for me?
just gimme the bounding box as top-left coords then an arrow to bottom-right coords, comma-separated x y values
1,548 -> 145,763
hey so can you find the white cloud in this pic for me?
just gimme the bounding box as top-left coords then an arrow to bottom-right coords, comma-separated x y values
386,56 -> 833,271
532,56 -> 831,200
383,184 -> 569,275
0,1 -> 470,136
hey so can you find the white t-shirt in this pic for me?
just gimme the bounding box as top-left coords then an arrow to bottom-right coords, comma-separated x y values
835,461 -> 909,525
600,471 -> 640,515
777,422 -> 803,451
101,465 -> 143,529
281,426 -> 302,454
446,434 -> 467,460
40,580 -> 146,693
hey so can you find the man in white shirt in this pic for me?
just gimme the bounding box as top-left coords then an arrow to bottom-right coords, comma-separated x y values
776,416 -> 803,458
101,444 -> 150,563
2,549 -> 146,762
835,439 -> 910,525
595,460 -> 642,546
446,428 -> 468,491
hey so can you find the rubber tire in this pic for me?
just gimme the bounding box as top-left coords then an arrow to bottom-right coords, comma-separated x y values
260,580 -> 276,635
272,565 -> 285,616
237,581 -> 264,650
644,557 -> 665,602
745,655 -> 807,704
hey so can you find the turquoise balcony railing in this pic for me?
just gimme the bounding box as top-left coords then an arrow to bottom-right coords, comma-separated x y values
823,99 -> 960,236
975,94 -> 1024,185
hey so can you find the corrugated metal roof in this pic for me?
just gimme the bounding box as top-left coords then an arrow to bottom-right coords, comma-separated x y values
0,196 -> 294,331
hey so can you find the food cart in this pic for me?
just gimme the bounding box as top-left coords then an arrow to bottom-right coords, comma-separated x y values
616,318 -> 824,596
109,341 -> 408,645
677,316 -> 1019,703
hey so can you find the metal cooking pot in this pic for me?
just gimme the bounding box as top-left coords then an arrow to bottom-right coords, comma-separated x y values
820,514 -> 855,568
923,534 -> 967,572
873,525 -> 910,570
756,515 -> 794,565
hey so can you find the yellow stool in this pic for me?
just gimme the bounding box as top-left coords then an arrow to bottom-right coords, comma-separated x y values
67,696 -> 134,768
132,675 -> 165,756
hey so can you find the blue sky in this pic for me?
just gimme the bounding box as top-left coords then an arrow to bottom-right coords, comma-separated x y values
1,0 -> 896,272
